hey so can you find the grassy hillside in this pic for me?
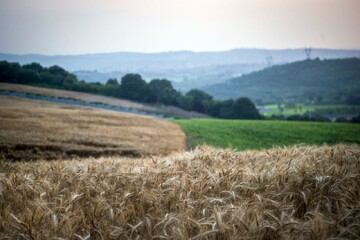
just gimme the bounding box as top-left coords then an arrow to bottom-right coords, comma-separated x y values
0,96 -> 186,160
1,144 -> 359,239
174,119 -> 360,150
204,58 -> 360,105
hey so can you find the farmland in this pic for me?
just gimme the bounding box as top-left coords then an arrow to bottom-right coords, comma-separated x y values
173,118 -> 360,150
1,144 -> 360,239
260,103 -> 360,117
1,90 -> 360,239
0,96 -> 186,160
0,83 -> 209,119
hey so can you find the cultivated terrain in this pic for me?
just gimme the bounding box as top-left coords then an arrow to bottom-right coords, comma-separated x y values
1,144 -> 359,239
0,83 -> 208,119
0,96 -> 186,160
174,118 -> 360,150
1,87 -> 360,239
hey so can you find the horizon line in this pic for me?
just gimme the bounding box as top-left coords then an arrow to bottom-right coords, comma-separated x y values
1,47 -> 360,57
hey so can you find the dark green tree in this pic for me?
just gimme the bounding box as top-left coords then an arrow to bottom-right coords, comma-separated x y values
48,65 -> 68,77
232,97 -> 260,119
0,61 -> 21,83
149,79 -> 179,105
103,78 -> 120,96
120,74 -> 153,102
185,89 -> 213,113
23,62 -> 44,72
219,99 -> 235,119
346,93 -> 360,105
18,69 -> 41,84
178,95 -> 194,111
106,78 -> 119,85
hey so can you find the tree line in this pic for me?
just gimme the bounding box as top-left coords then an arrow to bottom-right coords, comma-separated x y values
0,61 -> 260,119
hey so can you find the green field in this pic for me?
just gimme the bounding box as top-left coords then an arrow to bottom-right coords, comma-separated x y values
173,119 -> 360,150
260,104 -> 360,116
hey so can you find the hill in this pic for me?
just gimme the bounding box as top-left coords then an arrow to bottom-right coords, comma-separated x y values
0,95 -> 186,160
203,58 -> 360,105
1,48 -> 360,92
1,144 -> 359,239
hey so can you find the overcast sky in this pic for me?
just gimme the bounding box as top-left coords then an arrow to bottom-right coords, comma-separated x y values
0,0 -> 359,55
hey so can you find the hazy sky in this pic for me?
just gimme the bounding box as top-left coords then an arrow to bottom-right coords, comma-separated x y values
0,0 -> 359,55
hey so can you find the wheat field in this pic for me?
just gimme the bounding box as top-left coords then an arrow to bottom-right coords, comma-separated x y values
0,96 -> 186,160
0,83 -> 209,118
1,144 -> 359,239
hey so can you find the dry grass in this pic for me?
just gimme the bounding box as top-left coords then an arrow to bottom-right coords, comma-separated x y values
0,83 -> 209,118
1,144 -> 359,239
0,96 -> 186,160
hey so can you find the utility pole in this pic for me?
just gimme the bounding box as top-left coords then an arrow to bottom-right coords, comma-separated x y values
266,56 -> 273,68
304,47 -> 312,60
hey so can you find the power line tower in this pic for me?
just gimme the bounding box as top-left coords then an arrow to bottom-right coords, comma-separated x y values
304,47 -> 312,60
266,56 -> 273,68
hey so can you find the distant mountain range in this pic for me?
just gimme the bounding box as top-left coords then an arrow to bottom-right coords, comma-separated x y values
203,58 -> 360,105
1,48 -> 360,92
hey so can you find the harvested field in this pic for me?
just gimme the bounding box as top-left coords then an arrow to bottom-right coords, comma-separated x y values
0,96 -> 186,160
0,83 -> 209,118
1,144 -> 360,239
